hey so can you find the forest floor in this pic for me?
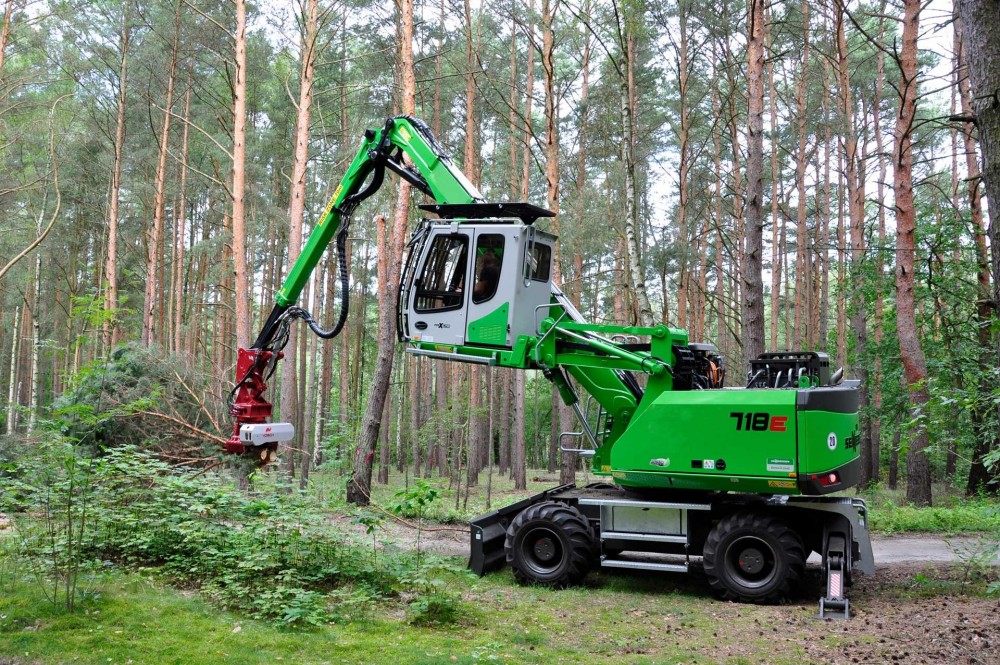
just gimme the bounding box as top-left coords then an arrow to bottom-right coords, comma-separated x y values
2,470 -> 998,664
0,560 -> 998,664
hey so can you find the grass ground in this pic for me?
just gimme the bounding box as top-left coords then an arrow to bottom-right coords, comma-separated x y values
1,562 -> 998,665
2,468 -> 999,664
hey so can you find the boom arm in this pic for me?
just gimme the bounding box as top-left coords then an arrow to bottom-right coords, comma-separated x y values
227,116 -> 482,457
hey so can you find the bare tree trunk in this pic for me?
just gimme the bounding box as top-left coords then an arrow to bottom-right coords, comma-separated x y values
835,2 -> 872,486
509,19 -> 534,489
104,5 -> 131,352
895,0 -> 931,506
675,0 -> 691,330
619,19 -> 654,328
408,357 -> 420,474
279,0 -> 319,481
5,306 -> 18,435
26,256 -> 40,433
958,0 -> 1000,494
231,0 -> 251,349
521,0 -> 535,193
463,0 -> 483,487
347,0 -> 414,505
742,0 -> 765,362
793,0 -> 809,350
871,18 -> 886,485
819,57 -> 831,350
433,360 -> 447,477
836,152 -> 847,369
377,361 -> 394,486
0,0 -> 12,76
142,1 -> 181,347
172,78 -> 192,354
767,10 -> 780,351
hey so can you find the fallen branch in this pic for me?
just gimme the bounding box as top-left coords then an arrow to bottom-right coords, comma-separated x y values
174,370 -> 222,432
130,410 -> 228,446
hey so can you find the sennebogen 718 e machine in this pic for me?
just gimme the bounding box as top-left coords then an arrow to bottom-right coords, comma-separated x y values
226,116 -> 873,619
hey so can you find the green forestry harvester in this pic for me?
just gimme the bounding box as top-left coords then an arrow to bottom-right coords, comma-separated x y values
227,116 -> 874,619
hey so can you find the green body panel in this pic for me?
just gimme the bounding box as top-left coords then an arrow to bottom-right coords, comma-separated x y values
466,303 -> 510,346
797,408 -> 860,475
609,391 -> 799,492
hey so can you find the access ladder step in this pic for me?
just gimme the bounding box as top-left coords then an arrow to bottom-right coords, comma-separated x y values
599,557 -> 688,573
601,531 -> 688,544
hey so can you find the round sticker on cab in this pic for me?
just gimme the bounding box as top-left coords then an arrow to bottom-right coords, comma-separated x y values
827,432 -> 838,451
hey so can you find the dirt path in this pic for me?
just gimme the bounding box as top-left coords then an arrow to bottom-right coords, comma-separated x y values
340,512 -> 1000,566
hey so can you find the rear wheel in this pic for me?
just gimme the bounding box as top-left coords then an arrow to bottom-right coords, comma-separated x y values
702,512 -> 805,603
505,501 -> 595,587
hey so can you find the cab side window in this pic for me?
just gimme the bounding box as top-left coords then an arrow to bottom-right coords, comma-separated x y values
529,243 -> 551,282
415,234 -> 468,312
472,234 -> 504,304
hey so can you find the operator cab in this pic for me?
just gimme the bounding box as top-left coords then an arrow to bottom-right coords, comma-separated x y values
398,203 -> 556,352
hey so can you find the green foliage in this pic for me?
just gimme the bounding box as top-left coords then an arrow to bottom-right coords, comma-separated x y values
867,495 -> 1000,535
51,344 -> 220,455
2,437 -> 106,612
389,479 -> 441,520
390,479 -> 441,561
407,591 -> 461,626
947,535 -> 1000,594
2,445 -> 423,626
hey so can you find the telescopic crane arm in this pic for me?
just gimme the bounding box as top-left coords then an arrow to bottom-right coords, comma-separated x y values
226,116 -> 482,459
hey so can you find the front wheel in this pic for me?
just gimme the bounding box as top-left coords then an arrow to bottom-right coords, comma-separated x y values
504,501 -> 595,587
702,512 -> 805,603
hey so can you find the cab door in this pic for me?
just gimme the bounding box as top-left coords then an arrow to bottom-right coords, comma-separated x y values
465,229 -> 513,348
406,229 -> 471,346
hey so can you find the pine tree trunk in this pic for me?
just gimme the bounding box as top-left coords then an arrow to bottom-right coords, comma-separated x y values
619,21 -> 654,328
463,0 -> 483,488
231,0 -> 251,349
742,0 -> 765,362
872,47 -> 886,485
280,0 -> 319,481
895,0 -> 932,506
142,1 -> 181,347
408,357 -> 420,475
347,0 -> 415,505
512,370 -> 527,489
27,256 -> 40,433
173,79 -> 192,354
835,4 -> 873,486
957,0 -> 1000,494
5,306 -> 19,435
673,2 -> 689,330
0,0 -> 12,77
793,1 -> 810,350
104,6 -> 131,352
767,11 -> 780,351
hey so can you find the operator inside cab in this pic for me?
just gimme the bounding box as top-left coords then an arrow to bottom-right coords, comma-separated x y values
473,249 -> 501,303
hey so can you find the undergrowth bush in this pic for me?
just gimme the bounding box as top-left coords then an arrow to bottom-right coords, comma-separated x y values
51,344 -> 222,458
2,444 -> 448,626
868,497 -> 1000,534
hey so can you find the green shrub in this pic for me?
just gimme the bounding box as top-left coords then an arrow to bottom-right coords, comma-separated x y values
407,591 -> 461,626
2,445 -> 401,625
51,344 -> 221,456
869,498 -> 1000,535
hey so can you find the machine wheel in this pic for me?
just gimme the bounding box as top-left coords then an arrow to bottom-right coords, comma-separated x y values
702,512 -> 805,603
505,501 -> 595,587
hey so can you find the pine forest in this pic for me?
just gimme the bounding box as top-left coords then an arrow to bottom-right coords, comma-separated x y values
2,0 -> 1000,546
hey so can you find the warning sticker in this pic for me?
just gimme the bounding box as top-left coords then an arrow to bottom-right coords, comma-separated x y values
767,458 -> 795,473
